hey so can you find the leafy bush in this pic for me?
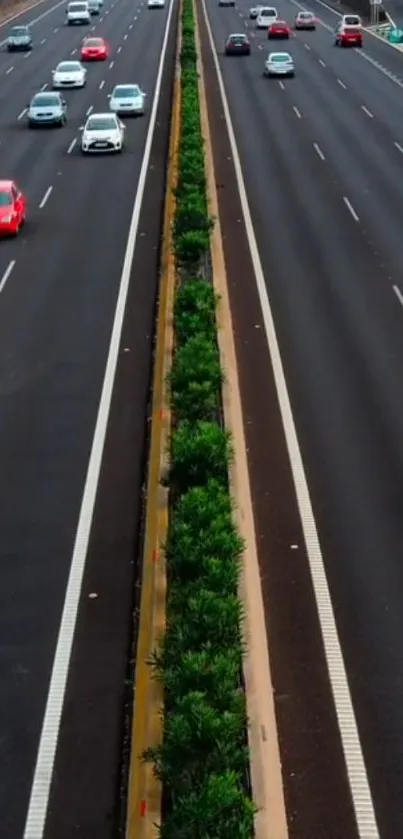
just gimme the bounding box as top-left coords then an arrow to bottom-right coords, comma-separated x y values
142,0 -> 255,835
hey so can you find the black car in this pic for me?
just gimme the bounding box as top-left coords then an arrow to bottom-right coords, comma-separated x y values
225,33 -> 251,54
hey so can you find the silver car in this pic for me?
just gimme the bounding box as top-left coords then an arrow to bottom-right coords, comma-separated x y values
264,51 -> 294,76
7,25 -> 32,51
109,84 -> 146,116
27,92 -> 67,127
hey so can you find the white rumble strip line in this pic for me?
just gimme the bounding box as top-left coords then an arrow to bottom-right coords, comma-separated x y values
0,260 -> 16,295
343,195 -> 359,222
67,137 -> 77,154
22,0 -> 175,835
39,186 -> 53,209
313,142 -> 325,160
201,0 -> 380,835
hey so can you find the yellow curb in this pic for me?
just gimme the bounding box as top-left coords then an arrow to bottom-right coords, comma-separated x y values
194,4 -> 289,838
125,14 -> 181,839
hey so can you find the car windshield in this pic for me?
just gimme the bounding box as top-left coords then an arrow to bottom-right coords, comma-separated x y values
0,192 -> 12,206
87,117 -> 116,130
57,62 -> 81,71
271,53 -> 291,61
114,85 -> 140,97
85,38 -> 103,46
32,94 -> 60,106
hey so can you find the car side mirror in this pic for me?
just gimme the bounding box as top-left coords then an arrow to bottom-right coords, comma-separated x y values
107,93 -> 111,97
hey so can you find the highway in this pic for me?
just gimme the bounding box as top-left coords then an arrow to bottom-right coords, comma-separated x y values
0,0 -> 177,835
201,1 -> 403,837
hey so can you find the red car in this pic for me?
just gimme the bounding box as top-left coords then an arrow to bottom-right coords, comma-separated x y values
335,25 -> 362,47
225,33 -> 251,54
81,37 -> 109,61
0,180 -> 26,236
268,19 -> 290,38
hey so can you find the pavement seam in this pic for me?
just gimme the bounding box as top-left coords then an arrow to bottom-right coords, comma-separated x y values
124,10 -> 180,839
194,4 -> 289,838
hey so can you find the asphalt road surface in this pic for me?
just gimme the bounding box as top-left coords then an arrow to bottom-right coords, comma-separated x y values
0,0 -> 177,836
203,0 -> 403,836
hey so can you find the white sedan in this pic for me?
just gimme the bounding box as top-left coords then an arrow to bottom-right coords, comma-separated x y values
81,112 -> 125,153
148,0 -> 165,7
52,60 -> 87,88
264,51 -> 294,76
109,84 -> 146,115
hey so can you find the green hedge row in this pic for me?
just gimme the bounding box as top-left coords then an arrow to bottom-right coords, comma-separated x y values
144,1 -> 255,836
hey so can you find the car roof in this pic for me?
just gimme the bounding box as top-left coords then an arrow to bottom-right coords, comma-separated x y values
228,32 -> 247,36
33,91 -> 60,97
269,51 -> 291,57
260,6 -> 277,11
0,180 -> 14,190
114,83 -> 139,87
298,10 -> 313,14
87,112 -> 117,119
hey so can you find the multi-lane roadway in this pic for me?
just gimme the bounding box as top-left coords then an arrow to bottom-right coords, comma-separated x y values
0,0 -> 177,836
201,1 -> 403,836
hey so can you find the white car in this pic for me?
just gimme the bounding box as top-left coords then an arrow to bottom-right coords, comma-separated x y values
109,84 -> 146,115
52,60 -> 87,88
340,13 -> 361,27
148,0 -> 165,7
256,7 -> 278,28
66,0 -> 91,24
264,51 -> 294,75
81,112 -> 125,153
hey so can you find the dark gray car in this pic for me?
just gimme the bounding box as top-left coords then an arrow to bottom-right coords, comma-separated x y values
27,92 -> 67,127
7,25 -> 32,51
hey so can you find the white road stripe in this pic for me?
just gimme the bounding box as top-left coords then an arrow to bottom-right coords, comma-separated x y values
394,141 -> 403,154
40,82 -> 48,90
109,59 -> 114,68
86,104 -> 93,115
5,66 -> 14,74
313,142 -> 325,160
304,41 -> 310,49
0,260 -> 16,295
22,0 -> 176,836
18,108 -> 27,120
337,77 -> 347,88
319,58 -> 326,66
99,79 -> 105,88
40,37 -> 46,44
39,186 -> 53,209
343,195 -> 359,221
393,285 -> 403,307
67,137 -> 77,154
292,105 -> 302,118
117,45 -> 122,52
361,104 -> 374,118
278,80 -> 285,89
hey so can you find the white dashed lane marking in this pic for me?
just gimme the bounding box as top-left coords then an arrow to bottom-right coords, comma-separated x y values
361,105 -> 374,118
343,196 -> 359,222
0,261 -> 15,295
337,78 -> 347,88
39,186 -> 53,209
313,142 -> 325,160
67,137 -> 77,154
293,105 -> 302,118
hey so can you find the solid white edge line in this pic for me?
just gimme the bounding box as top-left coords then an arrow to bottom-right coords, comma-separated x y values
201,0 -> 380,836
0,260 -> 16,294
393,285 -> 403,307
23,0 -> 175,836
39,186 -> 53,209
343,195 -> 359,222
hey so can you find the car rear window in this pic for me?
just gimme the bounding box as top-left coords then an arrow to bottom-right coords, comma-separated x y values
114,86 -> 140,97
271,54 -> 290,61
344,15 -> 359,24
300,12 -> 313,17
69,3 -> 87,11
84,38 -> 103,45
0,192 -> 12,206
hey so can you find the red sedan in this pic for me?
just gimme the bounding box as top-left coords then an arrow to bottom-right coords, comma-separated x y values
81,37 -> 109,61
0,180 -> 26,236
268,19 -> 290,38
335,25 -> 362,47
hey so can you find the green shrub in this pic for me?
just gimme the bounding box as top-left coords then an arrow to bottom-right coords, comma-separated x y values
170,420 -> 231,496
174,279 -> 217,344
142,0 -> 255,835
